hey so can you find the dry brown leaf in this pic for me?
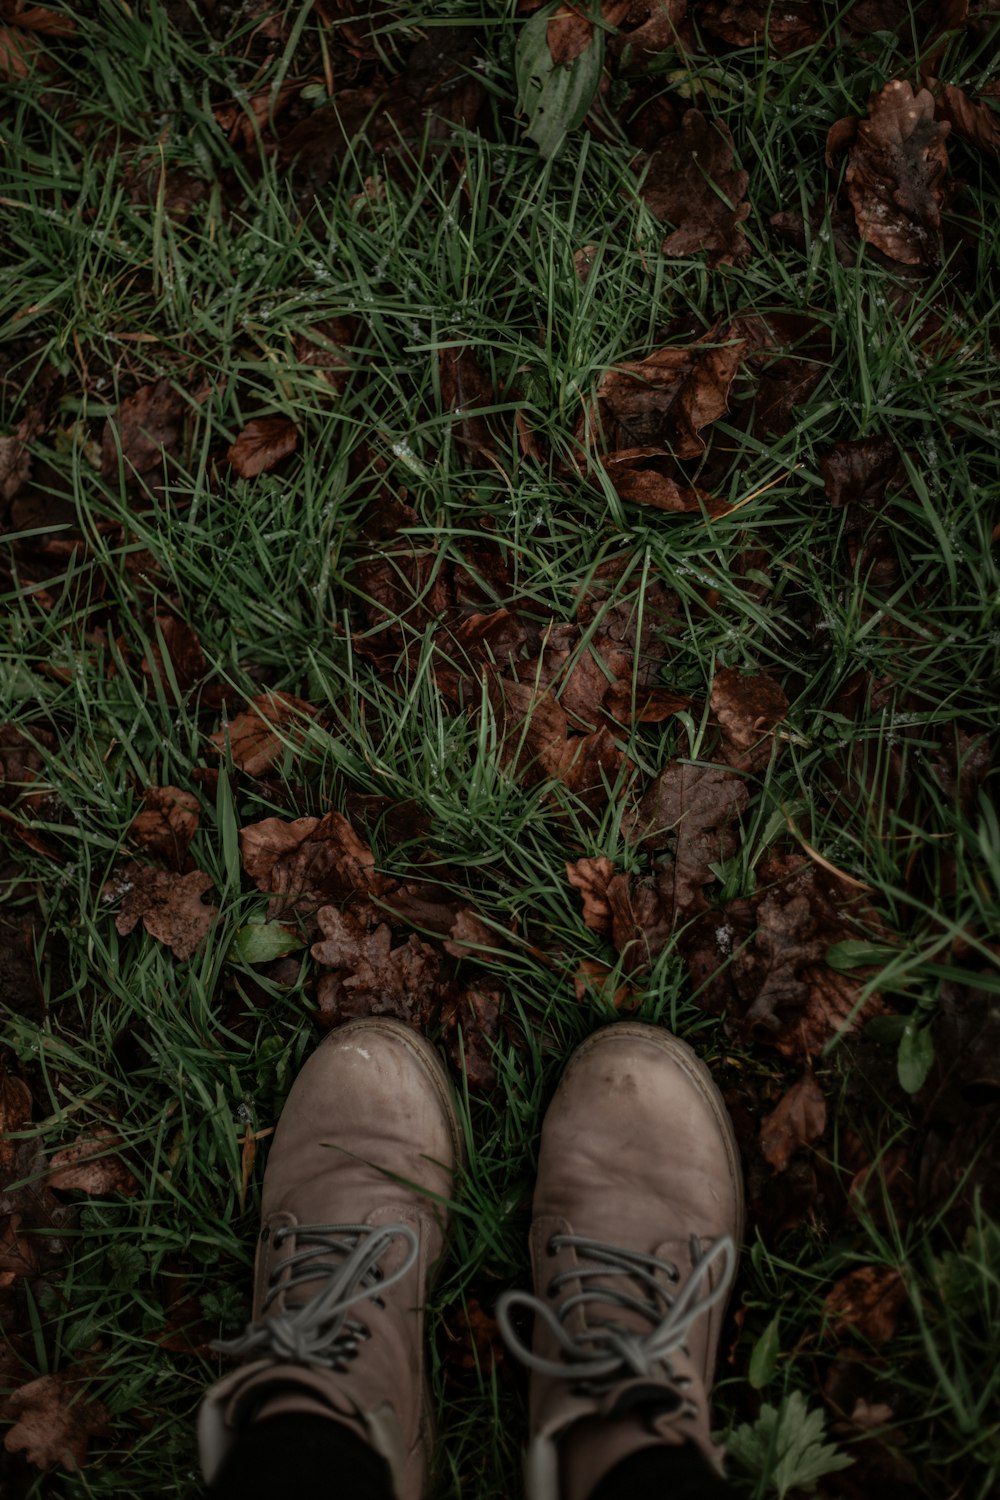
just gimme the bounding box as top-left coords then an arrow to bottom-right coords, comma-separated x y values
0,1071 -> 32,1176
637,762 -> 749,916
3,1371 -> 109,1471
697,0 -> 821,54
759,1071 -> 827,1171
573,957 -> 634,1010
128,785 -> 199,869
0,431 -> 31,501
842,80 -> 951,265
101,380 -> 184,480
566,855 -> 615,932
227,416 -> 299,478
0,23 -> 38,77
441,986 -> 501,1088
0,1210 -> 38,1285
5,6 -> 76,37
711,666 -> 789,770
609,0 -> 686,67
591,329 -> 746,459
209,692 -> 319,777
48,1127 -> 138,1196
438,345 -> 494,454
930,79 -> 1000,153
240,810 -> 392,909
487,677 -> 570,785
294,316 -> 358,395
107,862 -> 217,960
824,1265 -> 908,1343
311,906 -> 442,1030
444,909 -> 503,961
641,110 -> 751,266
140,613 -> 207,696
546,2 -> 623,63
0,723 -> 54,809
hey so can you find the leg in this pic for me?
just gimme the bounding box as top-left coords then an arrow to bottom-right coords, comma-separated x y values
207,1413 -> 394,1500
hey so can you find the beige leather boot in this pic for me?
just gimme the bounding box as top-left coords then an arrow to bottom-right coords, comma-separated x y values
498,1023 -> 743,1500
198,1018 -> 463,1500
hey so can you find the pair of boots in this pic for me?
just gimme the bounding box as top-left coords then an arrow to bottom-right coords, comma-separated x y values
199,1020 -> 744,1499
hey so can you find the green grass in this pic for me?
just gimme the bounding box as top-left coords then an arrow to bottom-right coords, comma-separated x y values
2,1 -> 1000,1496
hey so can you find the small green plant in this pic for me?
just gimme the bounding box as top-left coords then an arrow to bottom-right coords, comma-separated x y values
726,1390 -> 853,1498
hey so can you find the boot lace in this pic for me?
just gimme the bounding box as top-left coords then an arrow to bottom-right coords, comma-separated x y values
212,1222 -> 418,1373
496,1233 -> 736,1401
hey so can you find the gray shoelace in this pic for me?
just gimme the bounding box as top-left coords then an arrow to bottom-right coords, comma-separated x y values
496,1233 -> 736,1391
213,1222 -> 418,1372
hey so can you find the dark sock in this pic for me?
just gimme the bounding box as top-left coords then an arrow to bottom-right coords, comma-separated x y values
589,1441 -> 738,1500
207,1411 -> 395,1500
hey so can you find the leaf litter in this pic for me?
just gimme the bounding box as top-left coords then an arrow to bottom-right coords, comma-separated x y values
2,0 -> 999,1491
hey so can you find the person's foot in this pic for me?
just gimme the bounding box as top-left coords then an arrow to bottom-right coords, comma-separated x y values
199,1018 -> 463,1500
498,1022 -> 743,1500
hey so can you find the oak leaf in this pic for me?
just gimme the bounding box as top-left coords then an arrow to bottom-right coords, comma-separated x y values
227,416 -> 299,478
140,613 -> 206,696
209,692 -> 319,776
106,862 -> 217,960
840,80 -> 951,265
101,379 -> 184,480
240,811 -> 392,909
48,1127 -> 138,1196
759,1071 -> 827,1171
0,1070 -> 32,1176
824,1265 -> 907,1343
641,110 -> 751,266
312,906 -> 441,1030
637,762 -> 749,917
3,1371 -> 109,1470
441,987 -> 501,1089
591,329 -> 746,459
566,855 -> 616,933
711,666 -> 789,770
128,785 -> 199,869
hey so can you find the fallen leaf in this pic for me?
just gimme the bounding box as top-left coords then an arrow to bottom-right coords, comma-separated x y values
128,785 -> 199,869
711,666 -> 789,770
2,1371 -> 109,1471
240,811 -> 392,910
0,723 -> 54,809
759,1071 -> 827,1171
140,613 -> 207,696
0,430 -> 31,501
209,692 -> 320,777
821,435 -> 901,510
930,79 -> 1000,153
0,23 -> 39,78
48,1127 -> 138,1196
101,379 -> 184,480
609,0 -> 686,68
107,862 -> 217,960
0,1070 -> 32,1176
312,905 -> 442,1030
566,854 -> 616,932
0,1211 -> 38,1285
227,416 -> 299,478
487,676 -> 570,784
294,316 -> 358,395
824,1265 -> 907,1342
573,957 -> 634,1010
438,345 -> 495,454
589,327 -> 746,459
444,909 -> 504,961
696,0 -> 822,55
730,856 -> 887,1056
442,1295 -> 507,1375
636,761 -> 750,916
839,80 -> 951,265
640,110 -> 751,266
441,986 -> 501,1088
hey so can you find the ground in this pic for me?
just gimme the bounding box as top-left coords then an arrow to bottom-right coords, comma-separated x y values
1,1 -> 999,1496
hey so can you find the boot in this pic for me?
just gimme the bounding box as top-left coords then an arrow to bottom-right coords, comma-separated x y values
198,1018 -> 463,1500
498,1022 -> 743,1500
